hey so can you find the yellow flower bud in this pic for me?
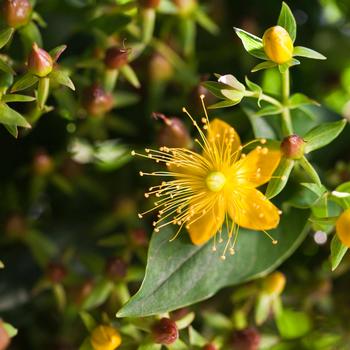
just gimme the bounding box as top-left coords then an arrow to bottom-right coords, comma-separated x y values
262,26 -> 293,64
90,325 -> 121,350
336,208 -> 350,248
262,271 -> 286,295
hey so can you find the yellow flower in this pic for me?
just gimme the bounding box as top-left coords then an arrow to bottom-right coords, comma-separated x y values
134,97 -> 282,258
263,26 -> 293,64
336,208 -> 350,248
90,325 -> 121,350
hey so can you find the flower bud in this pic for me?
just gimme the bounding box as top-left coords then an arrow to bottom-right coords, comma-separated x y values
151,318 -> 179,345
280,134 -> 305,159
5,213 -> 27,238
0,322 -> 10,350
28,43 -> 53,77
170,308 -> 190,321
173,0 -> 197,15
262,271 -> 286,296
138,0 -> 161,8
33,150 -> 54,175
202,344 -> 217,350
230,328 -> 260,350
2,0 -> 32,29
90,325 -> 121,350
47,262 -> 67,284
82,84 -> 114,117
104,47 -> 129,70
149,53 -> 173,81
336,208 -> 350,248
262,26 -> 293,64
105,257 -> 127,280
154,113 -> 192,149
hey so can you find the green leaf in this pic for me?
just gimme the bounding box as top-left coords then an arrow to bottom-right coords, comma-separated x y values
330,235 -> 348,271
189,327 -> 207,347
255,105 -> 282,117
303,119 -> 347,153
11,73 -> 39,92
255,293 -> 273,325
243,105 -> 276,139
300,183 -> 327,198
330,182 -> 350,209
49,45 -> 67,62
276,309 -> 312,339
120,64 -> 140,88
50,69 -> 75,90
234,27 -> 267,59
288,93 -> 319,109
175,312 -> 195,330
266,158 -> 294,199
2,94 -> 36,103
0,28 -> 14,49
245,77 -> 262,106
0,103 -> 31,128
117,208 -> 309,317
293,46 -> 326,60
208,99 -> 240,109
195,9 -> 219,35
0,58 -> 15,75
90,14 -> 132,35
277,2 -> 297,42
82,279 -> 114,310
251,61 -> 277,72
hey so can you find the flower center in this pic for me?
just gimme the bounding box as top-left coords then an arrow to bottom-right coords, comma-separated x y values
206,171 -> 226,192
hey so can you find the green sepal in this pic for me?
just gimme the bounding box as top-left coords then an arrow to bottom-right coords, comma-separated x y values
303,119 -> 347,154
2,94 -> 36,103
49,69 -> 75,90
293,46 -> 326,60
80,311 -> 97,332
0,28 -> 14,49
278,2 -> 297,42
330,181 -> 350,209
255,105 -> 283,117
266,158 -> 294,199
234,27 -> 267,60
251,60 -> 277,72
120,64 -> 140,88
11,73 -> 39,92
330,235 -> 348,271
0,58 -> 15,75
245,76 -> 263,106
299,157 -> 322,186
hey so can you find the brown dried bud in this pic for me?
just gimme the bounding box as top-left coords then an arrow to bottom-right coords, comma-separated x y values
139,0 -> 161,9
130,228 -> 148,246
105,257 -> 127,280
149,53 -> 173,81
280,134 -> 305,159
3,0 -> 32,29
202,344 -> 217,350
152,318 -> 179,345
104,47 -> 129,70
155,114 -> 192,149
0,322 -> 10,350
5,213 -> 27,238
230,328 -> 260,350
28,43 -> 53,77
47,262 -> 67,284
33,150 -> 54,176
82,84 -> 114,117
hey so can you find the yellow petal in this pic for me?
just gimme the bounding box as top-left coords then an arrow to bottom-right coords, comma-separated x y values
204,119 -> 241,167
228,188 -> 280,231
336,208 -> 350,248
187,196 -> 225,245
233,147 -> 281,188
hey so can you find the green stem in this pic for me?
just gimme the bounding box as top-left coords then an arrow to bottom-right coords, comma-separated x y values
245,91 -> 282,108
37,77 -> 50,110
281,68 -> 293,136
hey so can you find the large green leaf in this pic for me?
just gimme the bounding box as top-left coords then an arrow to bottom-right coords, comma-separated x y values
117,207 -> 310,317
0,28 -> 14,49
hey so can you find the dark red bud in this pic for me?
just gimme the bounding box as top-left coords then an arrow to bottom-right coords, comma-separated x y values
230,328 -> 260,350
47,262 -> 67,284
104,47 -> 129,70
105,257 -> 127,280
130,228 -> 148,246
280,134 -> 305,159
155,114 -> 192,149
152,318 -> 178,345
82,83 -> 114,117
3,0 -> 32,28
202,344 -> 217,350
28,43 -> 53,77
0,323 -> 10,350
170,307 -> 190,321
33,150 -> 54,176
139,0 -> 161,8
5,213 -> 27,238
